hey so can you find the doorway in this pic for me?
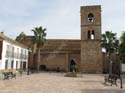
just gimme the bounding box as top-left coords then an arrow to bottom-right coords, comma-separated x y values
69,59 -> 77,72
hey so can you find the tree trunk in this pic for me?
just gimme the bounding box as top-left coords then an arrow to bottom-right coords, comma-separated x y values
33,43 -> 37,54
37,48 -> 41,71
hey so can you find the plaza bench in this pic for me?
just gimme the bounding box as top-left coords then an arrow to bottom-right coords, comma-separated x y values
3,72 -> 16,80
2,69 -> 16,80
105,74 -> 119,86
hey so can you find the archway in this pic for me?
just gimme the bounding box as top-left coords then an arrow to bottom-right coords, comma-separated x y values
39,65 -> 47,71
69,59 -> 77,72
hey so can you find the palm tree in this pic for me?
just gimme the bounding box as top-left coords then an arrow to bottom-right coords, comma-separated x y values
31,26 -> 46,70
119,32 -> 125,63
101,31 -> 119,73
102,31 -> 117,59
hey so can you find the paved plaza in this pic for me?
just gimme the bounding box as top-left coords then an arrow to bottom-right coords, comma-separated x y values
0,72 -> 125,93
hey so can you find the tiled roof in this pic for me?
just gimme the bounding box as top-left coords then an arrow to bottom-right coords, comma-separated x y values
0,33 -> 28,48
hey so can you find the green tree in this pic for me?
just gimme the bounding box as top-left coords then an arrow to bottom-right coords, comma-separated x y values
101,31 -> 118,61
15,32 -> 26,41
119,32 -> 125,63
31,26 -> 46,70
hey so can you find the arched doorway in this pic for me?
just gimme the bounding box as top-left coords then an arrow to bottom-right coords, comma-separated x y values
69,59 -> 77,72
39,65 -> 47,71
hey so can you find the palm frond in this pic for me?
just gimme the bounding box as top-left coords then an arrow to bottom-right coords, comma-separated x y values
31,26 -> 47,47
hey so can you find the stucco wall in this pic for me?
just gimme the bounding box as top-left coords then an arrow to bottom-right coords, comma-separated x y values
122,64 -> 125,72
0,40 -> 28,70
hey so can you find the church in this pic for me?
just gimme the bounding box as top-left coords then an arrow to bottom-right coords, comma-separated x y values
20,5 -> 103,73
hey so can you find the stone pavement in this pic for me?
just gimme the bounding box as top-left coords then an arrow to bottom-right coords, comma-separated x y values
0,72 -> 124,93
81,89 -> 125,93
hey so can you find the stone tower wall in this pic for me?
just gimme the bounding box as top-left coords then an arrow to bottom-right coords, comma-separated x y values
80,5 -> 103,73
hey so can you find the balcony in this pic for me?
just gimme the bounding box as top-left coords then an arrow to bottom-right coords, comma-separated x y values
6,51 -> 28,60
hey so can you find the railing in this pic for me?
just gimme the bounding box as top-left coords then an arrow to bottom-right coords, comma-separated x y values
6,51 -> 28,60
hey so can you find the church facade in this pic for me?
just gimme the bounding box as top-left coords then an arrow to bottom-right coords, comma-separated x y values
20,5 -> 103,73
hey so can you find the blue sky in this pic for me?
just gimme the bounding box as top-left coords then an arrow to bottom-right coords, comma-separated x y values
0,0 -> 125,39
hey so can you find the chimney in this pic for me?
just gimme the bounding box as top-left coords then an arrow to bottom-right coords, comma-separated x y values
1,32 -> 4,34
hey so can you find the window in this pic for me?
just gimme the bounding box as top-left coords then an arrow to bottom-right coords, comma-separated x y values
20,61 -> 22,69
11,60 -> 14,69
88,30 -> 91,39
23,62 -> 26,70
91,30 -> 95,39
21,49 -> 23,59
88,13 -> 94,23
17,48 -> 19,58
12,47 -> 14,58
25,50 -> 27,59
16,61 -> 18,69
6,45 -> 9,57
88,30 -> 95,40
5,60 -> 8,69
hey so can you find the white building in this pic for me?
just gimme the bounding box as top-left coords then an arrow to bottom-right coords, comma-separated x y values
0,33 -> 28,71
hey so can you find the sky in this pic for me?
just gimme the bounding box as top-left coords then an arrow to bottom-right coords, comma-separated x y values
0,0 -> 125,39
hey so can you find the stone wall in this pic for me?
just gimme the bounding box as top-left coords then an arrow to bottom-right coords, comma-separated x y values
81,41 -> 102,73
39,53 -> 68,71
38,52 -> 80,72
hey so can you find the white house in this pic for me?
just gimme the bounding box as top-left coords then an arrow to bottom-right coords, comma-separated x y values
0,33 -> 28,71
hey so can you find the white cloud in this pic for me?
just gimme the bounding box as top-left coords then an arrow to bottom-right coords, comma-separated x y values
0,0 -> 38,17
0,0 -> 125,39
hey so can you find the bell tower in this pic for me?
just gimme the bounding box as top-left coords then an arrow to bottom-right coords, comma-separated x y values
80,5 -> 102,73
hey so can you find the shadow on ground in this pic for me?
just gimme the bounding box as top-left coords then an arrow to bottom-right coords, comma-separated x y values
81,89 -> 125,93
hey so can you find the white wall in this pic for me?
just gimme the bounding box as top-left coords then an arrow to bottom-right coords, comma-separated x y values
1,40 -> 7,69
122,64 -> 125,72
0,60 -> 2,69
0,40 -> 28,70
